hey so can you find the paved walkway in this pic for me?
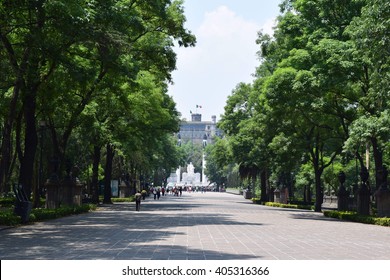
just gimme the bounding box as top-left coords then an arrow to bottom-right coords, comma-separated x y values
1,192 -> 390,260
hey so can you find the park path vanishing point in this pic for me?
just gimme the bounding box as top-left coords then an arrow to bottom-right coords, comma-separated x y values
1,191 -> 390,260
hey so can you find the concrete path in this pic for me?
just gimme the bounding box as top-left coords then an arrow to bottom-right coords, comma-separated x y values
1,192 -> 390,260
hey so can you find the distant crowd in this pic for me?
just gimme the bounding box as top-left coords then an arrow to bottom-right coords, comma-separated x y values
148,185 -> 213,199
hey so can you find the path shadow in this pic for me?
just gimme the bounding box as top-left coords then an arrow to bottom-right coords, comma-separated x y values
0,213 -> 263,260
289,212 -> 350,223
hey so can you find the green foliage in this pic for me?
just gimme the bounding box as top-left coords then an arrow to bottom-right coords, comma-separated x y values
252,201 -> 390,226
111,196 -> 136,203
179,141 -> 204,173
251,198 -> 313,210
215,0 -> 390,213
0,204 -> 96,226
30,204 -> 96,222
219,83 -> 254,136
324,211 -> 390,227
0,209 -> 22,226
204,137 -> 235,187
0,197 -> 15,208
322,158 -> 344,194
251,198 -> 262,204
0,0 -> 195,199
344,113 -> 390,153
264,201 -> 313,210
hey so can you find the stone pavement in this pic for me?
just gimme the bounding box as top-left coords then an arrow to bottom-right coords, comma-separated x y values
1,191 -> 390,260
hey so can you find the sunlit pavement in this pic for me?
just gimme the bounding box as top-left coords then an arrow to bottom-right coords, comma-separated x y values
1,191 -> 390,260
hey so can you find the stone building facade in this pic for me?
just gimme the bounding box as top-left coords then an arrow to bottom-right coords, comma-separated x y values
177,114 -> 222,146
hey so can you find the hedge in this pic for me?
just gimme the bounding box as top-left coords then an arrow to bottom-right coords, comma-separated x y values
323,210 -> 390,227
0,204 -> 96,226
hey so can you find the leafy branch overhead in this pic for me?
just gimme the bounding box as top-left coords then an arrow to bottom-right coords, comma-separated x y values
213,0 -> 390,212
0,0 -> 196,203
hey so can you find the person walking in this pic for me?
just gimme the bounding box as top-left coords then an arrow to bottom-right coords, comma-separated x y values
157,188 -> 161,200
153,188 -> 157,200
135,191 -> 142,211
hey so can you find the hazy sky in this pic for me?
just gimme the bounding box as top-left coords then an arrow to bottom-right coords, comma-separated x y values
168,0 -> 282,122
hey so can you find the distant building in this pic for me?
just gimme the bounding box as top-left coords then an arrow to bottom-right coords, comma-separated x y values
177,114 -> 222,146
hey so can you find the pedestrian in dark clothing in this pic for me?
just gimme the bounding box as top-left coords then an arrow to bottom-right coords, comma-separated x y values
135,192 -> 142,211
157,188 -> 161,200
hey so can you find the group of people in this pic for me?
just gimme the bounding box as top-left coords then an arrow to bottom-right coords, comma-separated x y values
135,184 -> 212,211
186,186 -> 206,193
134,185 -> 183,211
150,187 -> 165,200
151,186 -> 184,197
169,186 -> 183,197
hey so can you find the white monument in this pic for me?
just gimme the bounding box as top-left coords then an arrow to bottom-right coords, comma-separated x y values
181,162 -> 201,185
167,159 -> 210,187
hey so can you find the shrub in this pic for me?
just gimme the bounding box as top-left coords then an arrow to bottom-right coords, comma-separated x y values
0,197 -> 15,207
0,204 -> 96,226
250,199 -> 313,210
31,204 -> 96,221
111,196 -> 135,203
323,210 -> 390,227
0,210 -> 21,226
251,198 -> 262,204
264,202 -> 313,210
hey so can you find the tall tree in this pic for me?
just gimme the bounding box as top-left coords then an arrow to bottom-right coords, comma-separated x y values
344,0 -> 390,189
0,0 -> 195,201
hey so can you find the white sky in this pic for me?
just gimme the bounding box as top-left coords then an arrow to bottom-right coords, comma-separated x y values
168,0 -> 282,122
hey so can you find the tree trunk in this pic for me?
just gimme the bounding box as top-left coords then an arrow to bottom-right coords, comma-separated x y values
371,137 -> 384,190
260,169 -> 268,202
303,185 -> 308,204
103,143 -> 114,204
0,126 -> 12,193
0,81 -> 23,193
91,145 -> 101,204
314,166 -> 323,212
311,142 -> 324,212
18,91 -> 38,200
0,32 -> 29,193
